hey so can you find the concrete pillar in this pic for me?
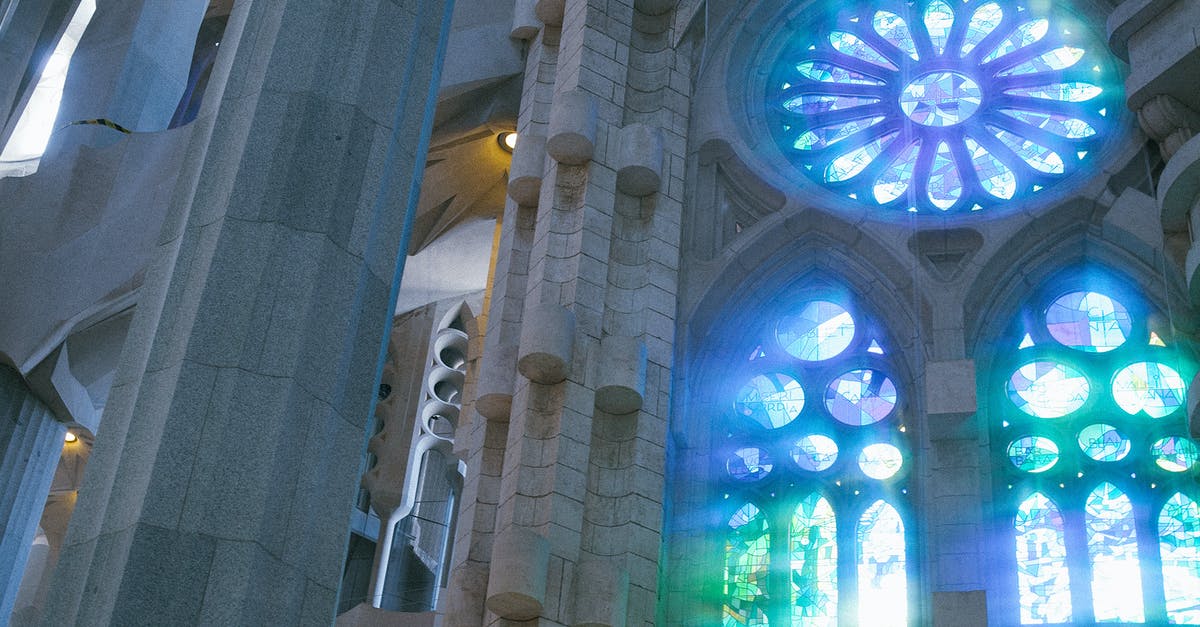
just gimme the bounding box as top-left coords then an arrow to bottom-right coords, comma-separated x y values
39,0 -> 455,624
0,0 -> 73,139
484,526 -> 550,620
614,123 -> 662,197
592,336 -> 645,415
0,364 -> 65,623
569,558 -> 628,627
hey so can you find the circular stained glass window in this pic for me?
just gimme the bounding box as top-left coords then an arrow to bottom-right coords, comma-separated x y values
1076,423 -> 1130,462
1045,291 -> 1131,352
768,0 -> 1115,214
728,447 -> 775,481
1112,362 -> 1186,418
1151,437 -> 1199,473
825,369 -> 897,425
1006,435 -> 1059,473
1006,361 -> 1089,418
858,443 -> 904,479
792,434 -> 840,471
776,301 -> 855,361
735,373 -> 806,428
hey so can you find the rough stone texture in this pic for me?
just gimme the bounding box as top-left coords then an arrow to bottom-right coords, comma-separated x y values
592,336 -> 646,415
614,123 -> 662,197
508,133 -> 548,206
517,303 -> 576,384
933,590 -> 988,627
485,526 -> 550,620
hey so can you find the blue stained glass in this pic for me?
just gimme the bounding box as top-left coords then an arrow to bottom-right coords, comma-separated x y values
783,94 -> 881,115
728,447 -> 774,481
1006,361 -> 1089,418
826,131 -> 898,182
1045,291 -> 1130,352
927,141 -> 963,210
777,301 -> 855,360
1015,493 -> 1072,623
856,500 -> 907,626
858,443 -> 903,479
873,141 -> 920,203
873,11 -> 919,60
796,61 -> 884,85
829,31 -> 896,70
989,126 -> 1065,174
1001,110 -> 1097,139
792,494 -> 838,625
998,46 -> 1086,76
923,0 -> 955,56
982,19 -> 1049,63
899,72 -> 982,126
1151,437 -> 1199,473
1158,493 -> 1200,624
825,369 -> 897,425
1077,424 -> 1131,462
1111,361 -> 1186,418
965,137 -> 1016,199
736,373 -> 805,428
793,435 -> 839,472
961,3 -> 1003,55
1007,436 -> 1059,473
1086,483 -> 1144,623
794,116 -> 886,150
1004,82 -> 1103,102
726,504 -> 771,627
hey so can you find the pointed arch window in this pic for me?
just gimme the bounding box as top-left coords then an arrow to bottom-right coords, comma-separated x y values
992,270 -> 1200,624
717,285 -> 911,624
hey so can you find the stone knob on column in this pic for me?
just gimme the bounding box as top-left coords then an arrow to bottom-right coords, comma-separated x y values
593,336 -> 646,415
475,342 -> 518,420
534,0 -> 565,25
485,527 -> 550,620
547,90 -> 598,165
508,133 -> 547,206
518,303 -> 576,384
569,558 -> 629,627
615,123 -> 663,197
634,0 -> 677,16
512,0 -> 540,39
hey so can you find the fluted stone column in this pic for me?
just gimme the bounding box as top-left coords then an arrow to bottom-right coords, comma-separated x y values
39,0 -> 454,624
0,364 -> 65,623
0,0 -> 74,139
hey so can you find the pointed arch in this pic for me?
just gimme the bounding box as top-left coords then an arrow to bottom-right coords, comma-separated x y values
1158,492 -> 1200,624
725,503 -> 770,626
856,500 -> 906,626
1014,492 -> 1071,623
791,493 -> 837,625
1085,482 -> 1144,623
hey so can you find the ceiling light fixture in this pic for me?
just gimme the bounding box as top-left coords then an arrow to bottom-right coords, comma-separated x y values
498,131 -> 518,152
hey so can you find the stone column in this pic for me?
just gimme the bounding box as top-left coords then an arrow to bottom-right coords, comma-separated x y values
0,0 -> 73,139
39,0 -> 454,624
0,364 -> 65,623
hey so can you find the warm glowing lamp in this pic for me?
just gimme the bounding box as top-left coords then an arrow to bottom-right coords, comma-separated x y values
64,431 -> 77,443
498,131 -> 517,152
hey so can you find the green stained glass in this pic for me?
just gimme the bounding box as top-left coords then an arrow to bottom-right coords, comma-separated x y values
1015,493 -> 1072,623
1001,110 -> 1098,139
1045,291 -> 1130,352
856,500 -> 907,626
965,136 -> 1016,200
793,435 -> 839,472
961,2 -> 1003,55
725,504 -> 771,627
829,31 -> 896,69
1004,82 -> 1103,102
998,46 -> 1085,76
982,19 -> 1049,63
791,494 -> 838,625
735,372 -> 805,429
1086,483 -> 1145,623
873,140 -> 920,203
826,131 -> 899,182
989,126 -> 1065,174
1158,493 -> 1200,624
1112,361 -> 1186,418
825,369 -> 897,425
796,60 -> 884,85
873,11 -> 919,60
1007,436 -> 1059,473
783,94 -> 881,115
1151,437 -> 1199,473
1006,361 -> 1089,418
858,443 -> 903,480
1076,424 -> 1131,462
927,140 -> 964,210
777,301 -> 855,360
794,116 -> 886,151
923,0 -> 955,56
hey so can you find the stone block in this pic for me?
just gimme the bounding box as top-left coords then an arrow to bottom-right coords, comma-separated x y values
592,336 -> 646,415
485,527 -> 550,620
926,359 -> 978,440
518,303 -> 576,384
634,0 -> 676,16
569,558 -> 629,627
535,0 -> 564,25
509,134 -> 548,206
615,123 -> 663,197
547,90 -> 598,165
512,0 -> 541,40
932,590 -> 988,627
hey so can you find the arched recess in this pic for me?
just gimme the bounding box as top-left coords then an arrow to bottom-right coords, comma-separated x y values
666,219 -> 926,625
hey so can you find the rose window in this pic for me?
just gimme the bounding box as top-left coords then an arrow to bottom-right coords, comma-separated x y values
767,0 -> 1118,214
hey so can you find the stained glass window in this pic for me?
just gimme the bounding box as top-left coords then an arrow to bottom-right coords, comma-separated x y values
768,0 -> 1118,214
993,274 -> 1198,625
716,288 -> 908,624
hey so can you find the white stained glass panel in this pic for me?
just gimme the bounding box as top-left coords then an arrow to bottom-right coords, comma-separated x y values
857,501 -> 907,626
777,301 -> 855,360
